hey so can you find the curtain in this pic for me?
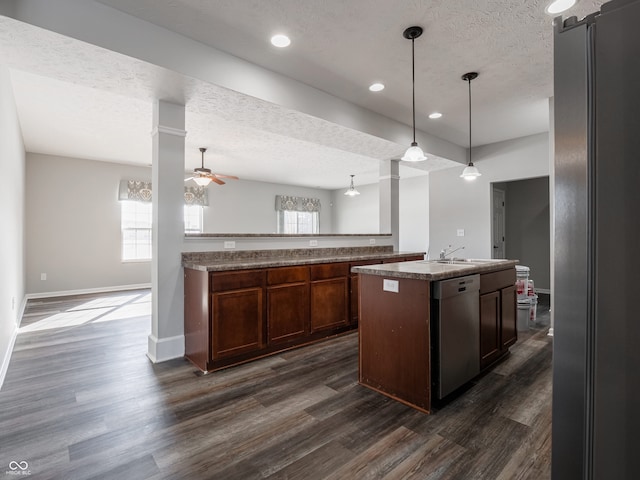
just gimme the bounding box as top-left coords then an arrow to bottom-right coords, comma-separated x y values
274,194 -> 321,212
118,180 -> 208,206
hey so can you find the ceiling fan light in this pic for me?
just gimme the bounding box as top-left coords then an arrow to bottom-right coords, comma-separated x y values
401,143 -> 427,162
193,176 -> 212,186
460,163 -> 481,180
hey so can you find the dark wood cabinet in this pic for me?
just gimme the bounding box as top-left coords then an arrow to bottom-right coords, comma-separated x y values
267,266 -> 309,345
310,262 -> 349,333
184,255 -> 421,372
349,260 -> 380,325
480,291 -> 501,368
479,268 -> 517,370
212,287 -> 264,359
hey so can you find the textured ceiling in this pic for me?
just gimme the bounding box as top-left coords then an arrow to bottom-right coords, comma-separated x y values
1,0 -> 605,188
97,0 -> 604,146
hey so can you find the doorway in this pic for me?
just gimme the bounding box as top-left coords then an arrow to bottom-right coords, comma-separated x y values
492,177 -> 550,294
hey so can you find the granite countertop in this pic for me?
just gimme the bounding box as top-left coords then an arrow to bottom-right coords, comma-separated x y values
351,259 -> 519,281
183,250 -> 425,272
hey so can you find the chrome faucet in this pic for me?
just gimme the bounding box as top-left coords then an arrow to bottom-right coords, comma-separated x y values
439,245 -> 465,260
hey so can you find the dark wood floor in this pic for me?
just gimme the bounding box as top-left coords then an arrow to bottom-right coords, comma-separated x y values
0,290 -> 552,479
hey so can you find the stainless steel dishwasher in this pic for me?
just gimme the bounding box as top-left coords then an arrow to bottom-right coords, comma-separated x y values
431,274 -> 480,399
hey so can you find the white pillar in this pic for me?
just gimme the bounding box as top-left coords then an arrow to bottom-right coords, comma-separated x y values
379,159 -> 400,250
148,100 -> 186,362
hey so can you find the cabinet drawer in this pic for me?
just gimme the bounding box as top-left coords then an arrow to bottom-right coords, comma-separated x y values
310,262 -> 349,280
267,266 -> 309,285
211,270 -> 265,292
480,268 -> 516,294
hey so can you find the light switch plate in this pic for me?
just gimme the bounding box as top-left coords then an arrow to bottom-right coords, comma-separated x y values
457,229 -> 465,237
224,241 -> 236,249
383,279 -> 399,293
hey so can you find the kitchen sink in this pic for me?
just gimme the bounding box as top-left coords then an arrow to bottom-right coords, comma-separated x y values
420,258 -> 499,265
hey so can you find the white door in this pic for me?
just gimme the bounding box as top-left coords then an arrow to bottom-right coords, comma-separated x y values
492,187 -> 506,259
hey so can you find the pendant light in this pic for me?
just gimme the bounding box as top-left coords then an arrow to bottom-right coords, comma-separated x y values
460,72 -> 482,180
344,174 -> 360,196
401,26 -> 427,162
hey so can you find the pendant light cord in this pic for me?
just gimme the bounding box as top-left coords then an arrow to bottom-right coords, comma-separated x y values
411,37 -> 416,143
467,77 -> 472,166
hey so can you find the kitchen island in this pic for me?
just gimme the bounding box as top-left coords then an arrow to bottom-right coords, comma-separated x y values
352,259 -> 518,413
182,246 -> 425,373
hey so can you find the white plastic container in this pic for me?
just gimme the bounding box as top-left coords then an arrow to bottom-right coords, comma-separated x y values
515,265 -> 530,301
517,299 -> 531,331
529,294 -> 538,326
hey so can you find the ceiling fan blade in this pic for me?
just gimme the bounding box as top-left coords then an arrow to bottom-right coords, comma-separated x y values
210,176 -> 225,185
184,176 -> 194,182
214,174 -> 239,180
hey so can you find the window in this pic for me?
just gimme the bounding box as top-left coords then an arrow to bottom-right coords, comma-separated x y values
274,195 -> 321,234
184,205 -> 204,234
121,203 -> 204,261
278,210 -> 319,234
121,201 -> 152,261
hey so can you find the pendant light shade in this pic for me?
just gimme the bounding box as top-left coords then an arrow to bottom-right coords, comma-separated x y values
460,72 -> 482,181
344,174 -> 360,196
401,26 -> 427,162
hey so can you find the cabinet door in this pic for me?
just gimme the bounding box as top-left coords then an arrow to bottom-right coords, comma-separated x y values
480,291 -> 501,369
310,277 -> 349,333
212,288 -> 264,360
349,274 -> 359,324
267,283 -> 309,344
500,284 -> 517,349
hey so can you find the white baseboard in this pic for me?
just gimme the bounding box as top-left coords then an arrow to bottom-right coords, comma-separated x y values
25,283 -> 152,300
147,333 -> 184,363
0,326 -> 18,392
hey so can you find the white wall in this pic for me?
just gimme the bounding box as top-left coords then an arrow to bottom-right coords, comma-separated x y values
0,67 -> 25,387
203,179 -> 333,234
399,175 -> 430,255
328,173 -> 429,254
429,133 -> 550,260
25,153 -> 152,294
330,183 -> 379,234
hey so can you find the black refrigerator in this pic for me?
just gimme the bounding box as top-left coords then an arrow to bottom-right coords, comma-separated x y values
553,0 -> 640,478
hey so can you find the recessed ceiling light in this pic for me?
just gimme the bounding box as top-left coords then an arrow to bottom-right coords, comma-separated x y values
545,0 -> 577,15
429,112 -> 443,119
369,83 -> 385,92
270,34 -> 291,48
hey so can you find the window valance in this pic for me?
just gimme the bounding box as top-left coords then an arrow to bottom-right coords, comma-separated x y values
275,195 -> 321,212
118,180 -> 208,206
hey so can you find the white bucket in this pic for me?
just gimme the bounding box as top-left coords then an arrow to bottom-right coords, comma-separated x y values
516,265 -> 530,300
517,300 -> 530,331
529,294 -> 538,326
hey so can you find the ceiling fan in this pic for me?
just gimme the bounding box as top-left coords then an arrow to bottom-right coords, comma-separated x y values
185,147 -> 239,186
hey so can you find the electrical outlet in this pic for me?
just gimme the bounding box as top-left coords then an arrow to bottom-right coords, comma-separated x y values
309,240 -> 318,247
40,273 -> 47,281
457,229 -> 465,237
369,239 -> 376,245
224,241 -> 236,249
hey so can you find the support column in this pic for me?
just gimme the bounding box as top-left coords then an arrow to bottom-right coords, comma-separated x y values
148,100 -> 186,363
379,159 -> 400,250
